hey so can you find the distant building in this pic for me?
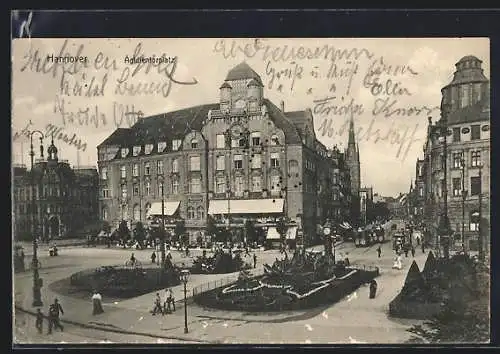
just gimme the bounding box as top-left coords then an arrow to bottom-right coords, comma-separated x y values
97,62 -> 355,246
359,186 -> 373,225
416,55 -> 490,253
12,139 -> 99,241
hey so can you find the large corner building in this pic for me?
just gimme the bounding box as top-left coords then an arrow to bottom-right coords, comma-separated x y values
97,62 -> 357,245
412,55 -> 490,253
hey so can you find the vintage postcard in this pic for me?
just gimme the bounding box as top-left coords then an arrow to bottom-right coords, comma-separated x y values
12,36 -> 490,344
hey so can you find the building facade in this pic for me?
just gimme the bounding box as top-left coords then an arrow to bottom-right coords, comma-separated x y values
408,159 -> 426,224
12,139 -> 99,241
419,55 -> 490,252
359,186 -> 373,225
97,62 -> 354,245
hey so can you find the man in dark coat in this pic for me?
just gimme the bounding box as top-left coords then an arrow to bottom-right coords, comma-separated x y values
369,279 -> 378,299
377,246 -> 382,258
47,299 -> 64,334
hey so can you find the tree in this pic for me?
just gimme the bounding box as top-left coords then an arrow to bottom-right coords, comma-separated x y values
118,220 -> 130,248
133,221 -> 146,249
102,221 -> 111,235
244,219 -> 257,244
206,215 -> 218,240
371,202 -> 391,222
175,220 -> 186,245
276,216 -> 290,250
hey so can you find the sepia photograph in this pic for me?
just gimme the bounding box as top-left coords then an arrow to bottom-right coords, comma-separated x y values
12,35 -> 490,344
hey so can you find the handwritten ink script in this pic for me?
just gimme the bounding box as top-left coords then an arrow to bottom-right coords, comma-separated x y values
19,40 -> 199,129
213,39 -> 441,161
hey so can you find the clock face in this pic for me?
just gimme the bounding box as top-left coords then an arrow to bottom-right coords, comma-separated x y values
234,98 -> 246,110
231,124 -> 244,139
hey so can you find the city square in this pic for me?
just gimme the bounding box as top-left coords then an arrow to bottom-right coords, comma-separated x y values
12,36 -> 490,345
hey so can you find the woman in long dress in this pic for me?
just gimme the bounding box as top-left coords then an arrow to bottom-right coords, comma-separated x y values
92,291 -> 104,315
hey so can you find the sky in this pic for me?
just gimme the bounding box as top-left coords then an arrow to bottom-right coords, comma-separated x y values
11,38 -> 489,197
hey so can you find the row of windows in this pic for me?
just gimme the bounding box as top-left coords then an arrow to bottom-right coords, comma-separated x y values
438,176 -> 483,197
118,132 -> 282,160
111,174 -> 286,199
102,205 -> 206,221
16,204 -> 63,215
214,175 -> 282,195
109,153 -> 284,180
451,124 -> 487,143
14,186 -> 83,200
435,150 -> 483,170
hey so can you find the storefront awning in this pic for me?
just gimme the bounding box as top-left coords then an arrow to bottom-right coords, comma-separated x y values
266,226 -> 297,240
147,201 -> 180,217
208,199 -> 284,215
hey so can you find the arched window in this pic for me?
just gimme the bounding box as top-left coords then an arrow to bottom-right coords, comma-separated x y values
145,203 -> 151,217
187,207 -> 195,219
102,207 -> 109,220
191,138 -> 198,149
133,204 -> 140,221
196,206 -> 205,220
270,134 -> 280,146
288,159 -> 299,174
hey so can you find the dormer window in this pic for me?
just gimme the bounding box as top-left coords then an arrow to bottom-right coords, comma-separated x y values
158,141 -> 167,153
121,148 -> 129,158
133,146 -> 141,157
172,139 -> 182,151
191,139 -> 198,149
145,144 -> 153,155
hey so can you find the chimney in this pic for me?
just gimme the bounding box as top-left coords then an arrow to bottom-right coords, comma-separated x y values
280,101 -> 285,112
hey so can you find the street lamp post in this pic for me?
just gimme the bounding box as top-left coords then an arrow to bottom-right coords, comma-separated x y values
161,187 -> 166,268
179,269 -> 190,334
437,103 -> 452,259
30,130 -> 44,307
478,163 -> 484,261
460,159 -> 468,254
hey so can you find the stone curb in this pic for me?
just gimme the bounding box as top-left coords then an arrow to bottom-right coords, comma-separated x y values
14,305 -> 218,344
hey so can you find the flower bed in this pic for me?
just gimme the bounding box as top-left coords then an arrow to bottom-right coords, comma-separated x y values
194,267 -> 378,312
69,265 -> 181,298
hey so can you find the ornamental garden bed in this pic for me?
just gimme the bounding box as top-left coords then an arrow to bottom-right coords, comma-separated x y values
194,267 -> 378,312
68,265 -> 181,298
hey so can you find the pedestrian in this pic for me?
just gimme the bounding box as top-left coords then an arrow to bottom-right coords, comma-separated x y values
344,256 -> 350,267
369,279 -> 378,299
377,246 -> 381,258
92,290 -> 104,315
404,246 -> 409,257
411,246 -> 415,257
130,253 -> 136,265
152,293 -> 163,316
164,288 -> 175,313
416,236 -> 421,246
47,298 -> 64,334
253,253 -> 257,268
421,242 -> 426,254
151,252 -> 157,264
35,308 -> 44,334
